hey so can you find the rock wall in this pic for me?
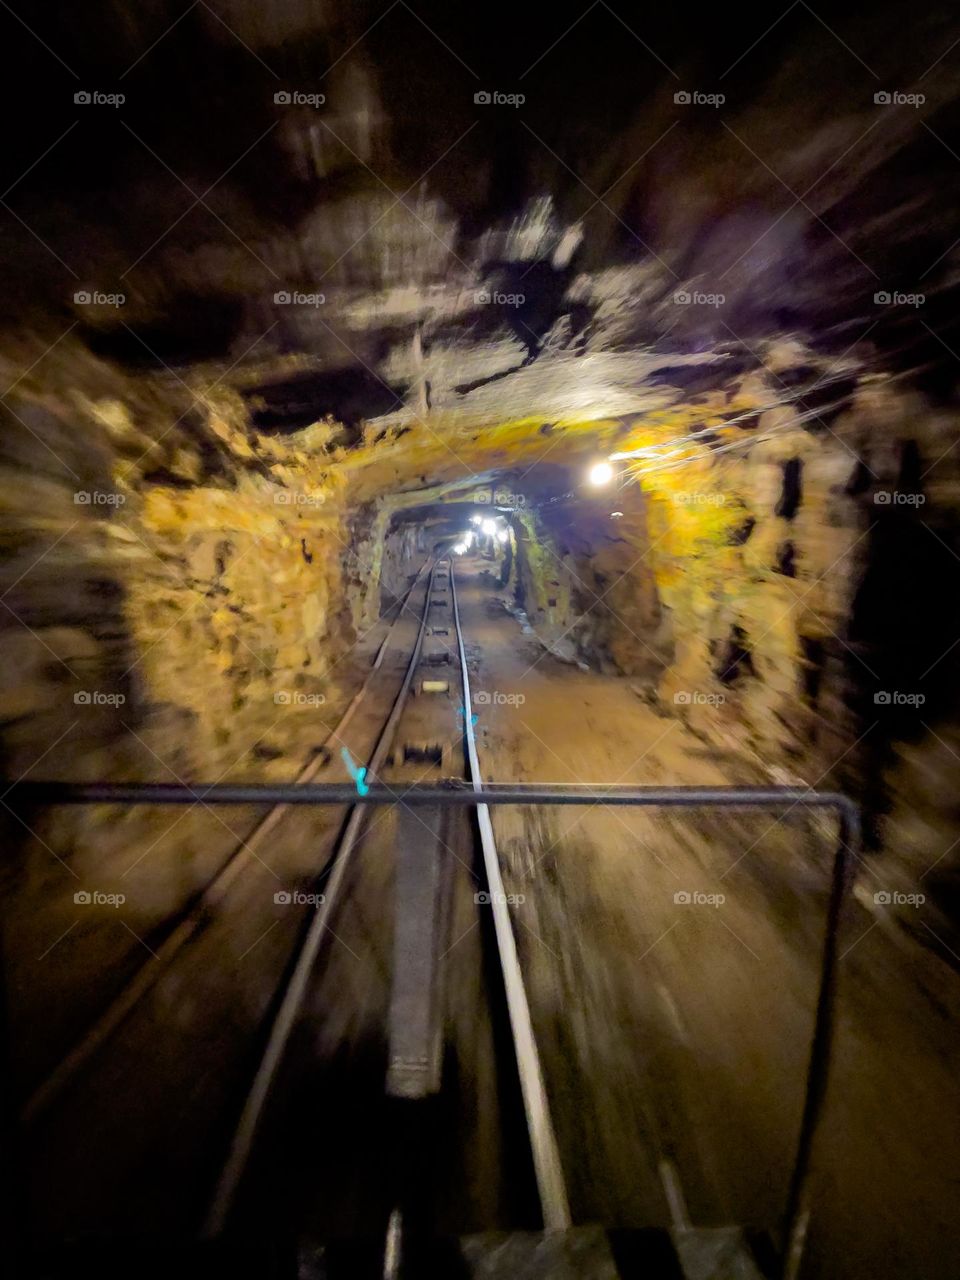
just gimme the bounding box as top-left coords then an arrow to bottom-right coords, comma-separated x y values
378,518 -> 430,613
510,495 -> 670,677
0,339 -> 370,1065
0,341 -> 360,785
486,365 -> 960,950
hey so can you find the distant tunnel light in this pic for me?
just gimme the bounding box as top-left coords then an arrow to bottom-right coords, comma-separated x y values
452,543 -> 467,554
496,528 -> 509,543
481,518 -> 498,536
588,461 -> 614,487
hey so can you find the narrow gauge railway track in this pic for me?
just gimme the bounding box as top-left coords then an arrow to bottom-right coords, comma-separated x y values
204,556 -> 569,1255
18,554 -> 567,1271
21,562 -> 438,1126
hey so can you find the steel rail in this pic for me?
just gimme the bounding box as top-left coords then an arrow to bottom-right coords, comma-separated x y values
202,559 -> 447,1237
449,563 -> 572,1230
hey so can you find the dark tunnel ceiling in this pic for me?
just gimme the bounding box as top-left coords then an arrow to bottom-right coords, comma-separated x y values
4,0 -> 960,409
245,367 -> 404,431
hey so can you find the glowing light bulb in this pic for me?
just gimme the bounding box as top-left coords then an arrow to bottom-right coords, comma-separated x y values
588,461 -> 614,487
470,514 -> 482,525
481,518 -> 497,536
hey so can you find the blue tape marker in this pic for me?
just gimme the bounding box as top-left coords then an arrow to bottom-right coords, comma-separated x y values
340,747 -> 370,796
457,704 -> 479,727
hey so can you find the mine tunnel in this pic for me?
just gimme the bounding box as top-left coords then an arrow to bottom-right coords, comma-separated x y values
2,3 -> 960,1279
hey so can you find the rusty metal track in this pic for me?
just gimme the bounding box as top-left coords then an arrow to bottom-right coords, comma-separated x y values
202,557 -> 449,1237
449,561 -> 572,1231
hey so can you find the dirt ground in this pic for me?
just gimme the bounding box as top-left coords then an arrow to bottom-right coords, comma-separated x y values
454,555 -> 960,1279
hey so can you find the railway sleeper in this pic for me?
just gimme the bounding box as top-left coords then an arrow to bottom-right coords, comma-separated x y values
401,742 -> 445,766
418,678 -> 450,695
422,650 -> 452,666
